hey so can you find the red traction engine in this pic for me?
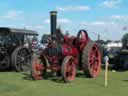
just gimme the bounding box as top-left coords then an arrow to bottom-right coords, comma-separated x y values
31,11 -> 101,83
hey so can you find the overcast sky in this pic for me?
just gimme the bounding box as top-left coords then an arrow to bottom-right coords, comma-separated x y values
0,0 -> 128,40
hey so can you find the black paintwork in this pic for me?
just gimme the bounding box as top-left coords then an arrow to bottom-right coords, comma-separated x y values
0,27 -> 38,70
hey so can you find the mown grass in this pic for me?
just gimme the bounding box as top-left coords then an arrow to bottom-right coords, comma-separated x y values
0,70 -> 128,96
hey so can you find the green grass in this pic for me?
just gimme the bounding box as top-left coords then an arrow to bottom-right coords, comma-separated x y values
0,70 -> 128,96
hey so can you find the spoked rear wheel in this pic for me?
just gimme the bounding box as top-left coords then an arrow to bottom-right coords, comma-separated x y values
31,56 -> 46,80
82,41 -> 101,78
61,56 -> 76,83
11,47 -> 32,72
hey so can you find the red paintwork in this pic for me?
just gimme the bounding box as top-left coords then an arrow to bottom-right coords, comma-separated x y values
78,30 -> 89,51
32,60 -> 45,80
87,44 -> 101,77
63,57 -> 76,82
62,44 -> 78,57
31,29 -> 101,81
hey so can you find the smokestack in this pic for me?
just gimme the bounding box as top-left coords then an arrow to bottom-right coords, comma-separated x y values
50,11 -> 57,40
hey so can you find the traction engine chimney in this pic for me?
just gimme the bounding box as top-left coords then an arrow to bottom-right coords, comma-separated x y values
50,11 -> 57,40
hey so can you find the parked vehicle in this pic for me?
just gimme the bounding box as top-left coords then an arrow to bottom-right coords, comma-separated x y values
30,11 -> 101,83
0,27 -> 38,71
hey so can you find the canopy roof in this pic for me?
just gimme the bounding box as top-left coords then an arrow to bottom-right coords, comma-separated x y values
0,27 -> 38,36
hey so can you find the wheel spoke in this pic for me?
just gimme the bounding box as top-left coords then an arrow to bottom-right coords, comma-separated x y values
18,50 -> 31,71
62,56 -> 76,82
66,60 -> 75,80
31,57 -> 46,80
16,58 -> 23,64
83,43 -> 101,77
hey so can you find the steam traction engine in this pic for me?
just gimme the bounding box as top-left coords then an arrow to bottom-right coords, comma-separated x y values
31,11 -> 101,82
0,27 -> 38,71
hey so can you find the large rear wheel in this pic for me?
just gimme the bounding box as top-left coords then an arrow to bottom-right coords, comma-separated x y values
82,41 -> 101,77
11,47 -> 32,72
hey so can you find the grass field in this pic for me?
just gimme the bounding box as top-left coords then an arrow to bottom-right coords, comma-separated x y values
0,70 -> 128,96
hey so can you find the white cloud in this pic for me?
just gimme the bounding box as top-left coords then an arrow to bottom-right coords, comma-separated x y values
25,25 -> 43,29
111,15 -> 122,19
44,18 -> 72,24
80,21 -> 123,40
110,15 -> 128,20
91,21 -> 106,26
44,19 -> 50,24
34,25 -> 43,29
56,5 -> 90,11
58,18 -> 72,24
1,10 -> 24,19
102,0 -> 121,8
81,21 -> 115,26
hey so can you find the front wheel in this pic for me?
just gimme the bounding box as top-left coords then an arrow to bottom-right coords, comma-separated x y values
61,56 -> 76,83
31,55 -> 47,80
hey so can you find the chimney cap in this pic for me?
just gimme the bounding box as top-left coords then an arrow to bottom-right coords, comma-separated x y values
50,11 -> 57,15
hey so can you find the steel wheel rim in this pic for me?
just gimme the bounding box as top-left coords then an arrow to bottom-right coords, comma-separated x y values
22,54 -> 31,72
88,44 -> 101,77
16,48 -> 31,71
64,58 -> 76,82
31,58 -> 45,80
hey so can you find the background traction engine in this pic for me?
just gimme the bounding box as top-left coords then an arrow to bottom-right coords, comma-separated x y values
31,11 -> 101,83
